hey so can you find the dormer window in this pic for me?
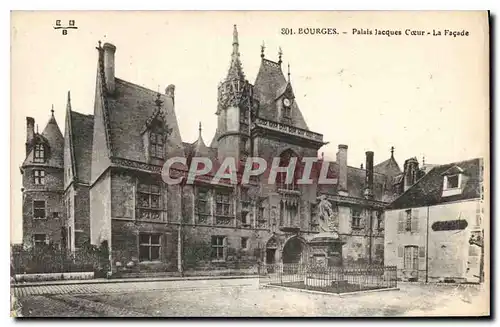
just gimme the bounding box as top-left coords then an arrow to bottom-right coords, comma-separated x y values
34,144 -> 45,163
150,131 -> 164,159
442,166 -> 465,197
445,174 -> 459,189
282,97 -> 292,121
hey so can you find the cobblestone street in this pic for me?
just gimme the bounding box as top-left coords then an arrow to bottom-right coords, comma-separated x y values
13,278 -> 489,317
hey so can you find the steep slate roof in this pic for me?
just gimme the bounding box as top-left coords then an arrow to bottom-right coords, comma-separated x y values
23,113 -> 64,168
388,158 -> 483,210
374,155 -> 402,178
253,59 -> 308,130
105,78 -> 184,162
318,161 -> 390,202
70,111 -> 94,183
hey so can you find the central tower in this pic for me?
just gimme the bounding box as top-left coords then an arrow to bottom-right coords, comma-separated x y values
214,25 -> 254,165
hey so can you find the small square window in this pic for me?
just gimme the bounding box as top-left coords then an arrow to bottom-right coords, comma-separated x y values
33,170 -> 45,185
139,233 -> 161,262
33,234 -> 47,247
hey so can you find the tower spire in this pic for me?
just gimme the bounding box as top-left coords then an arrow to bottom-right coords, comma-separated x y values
278,47 -> 283,65
287,63 -> 291,82
390,146 -> 395,158
260,41 -> 265,59
51,104 -> 54,116
232,24 -> 239,56
198,121 -> 202,138
66,91 -> 72,111
225,24 -> 245,81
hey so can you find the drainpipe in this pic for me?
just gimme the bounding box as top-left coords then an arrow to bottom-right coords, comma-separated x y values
425,206 -> 430,283
368,210 -> 373,265
178,184 -> 184,276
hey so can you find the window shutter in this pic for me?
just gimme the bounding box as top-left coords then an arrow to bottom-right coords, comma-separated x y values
398,246 -> 404,258
419,246 -> 425,257
398,211 -> 404,233
412,209 -> 419,232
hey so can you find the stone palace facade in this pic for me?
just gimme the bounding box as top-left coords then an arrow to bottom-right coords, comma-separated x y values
20,25 -> 418,275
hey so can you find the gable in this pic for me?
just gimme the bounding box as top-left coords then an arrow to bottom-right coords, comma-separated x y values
253,59 -> 308,130
106,78 -> 184,162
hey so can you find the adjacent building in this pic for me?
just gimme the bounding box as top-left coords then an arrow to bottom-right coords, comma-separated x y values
384,158 -> 484,283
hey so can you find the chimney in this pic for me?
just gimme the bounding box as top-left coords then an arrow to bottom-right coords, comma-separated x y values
165,84 -> 175,105
404,158 -> 419,191
364,151 -> 374,199
26,117 -> 35,155
336,144 -> 348,195
103,43 -> 116,94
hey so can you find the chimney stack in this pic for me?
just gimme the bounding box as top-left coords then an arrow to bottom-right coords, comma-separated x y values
404,158 -> 419,191
336,144 -> 348,195
26,117 -> 35,155
165,84 -> 175,105
103,43 -> 116,94
364,151 -> 374,199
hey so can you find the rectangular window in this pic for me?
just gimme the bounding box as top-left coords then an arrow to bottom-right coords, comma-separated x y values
33,144 -> 45,163
446,175 -> 459,189
150,132 -> 164,159
241,212 -> 249,226
351,208 -> 362,228
258,207 -> 264,220
33,233 -> 47,247
404,245 -> 419,270
196,188 -> 210,215
137,181 -> 162,221
283,106 -> 291,118
240,188 -> 250,209
211,236 -> 226,260
33,200 -> 46,219
405,209 -> 412,232
241,237 -> 248,249
33,169 -> 45,185
215,191 -> 232,217
376,211 -> 384,230
139,233 -> 161,262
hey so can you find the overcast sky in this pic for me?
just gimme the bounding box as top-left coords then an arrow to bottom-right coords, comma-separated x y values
11,11 -> 488,243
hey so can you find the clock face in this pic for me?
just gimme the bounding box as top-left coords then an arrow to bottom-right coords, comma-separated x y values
283,98 -> 291,107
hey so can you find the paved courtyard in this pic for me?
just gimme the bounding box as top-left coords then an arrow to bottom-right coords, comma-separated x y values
13,278 -> 489,317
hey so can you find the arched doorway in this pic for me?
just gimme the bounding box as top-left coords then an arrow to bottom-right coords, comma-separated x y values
282,236 -> 306,264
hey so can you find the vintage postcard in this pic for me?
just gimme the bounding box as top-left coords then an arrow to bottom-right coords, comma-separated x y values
10,11 -> 490,317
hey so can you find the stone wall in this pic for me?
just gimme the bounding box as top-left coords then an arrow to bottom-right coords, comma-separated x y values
22,166 -> 64,247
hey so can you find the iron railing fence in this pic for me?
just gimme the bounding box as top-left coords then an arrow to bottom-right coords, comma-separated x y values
258,263 -> 397,293
11,248 -> 101,275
